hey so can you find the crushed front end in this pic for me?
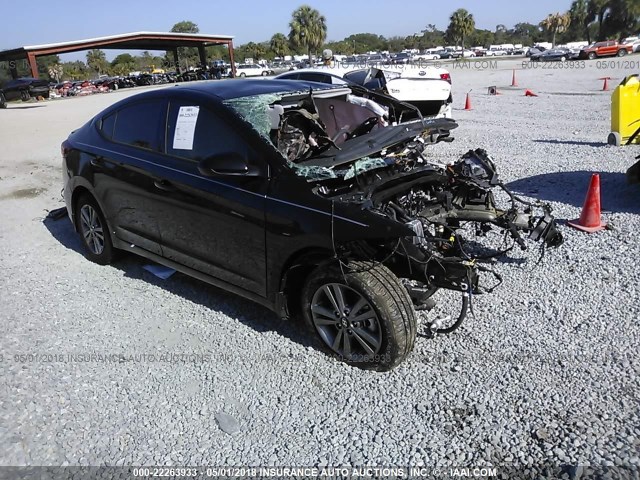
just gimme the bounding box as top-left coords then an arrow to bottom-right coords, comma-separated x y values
227,84 -> 564,335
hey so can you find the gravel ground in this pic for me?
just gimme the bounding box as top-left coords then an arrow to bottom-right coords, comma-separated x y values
0,59 -> 639,473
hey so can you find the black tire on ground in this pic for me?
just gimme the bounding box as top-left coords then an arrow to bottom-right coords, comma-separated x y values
617,49 -> 627,57
301,261 -> 417,371
239,72 -> 246,78
20,90 -> 30,102
0,92 -> 6,109
588,52 -> 596,60
74,193 -> 116,265
261,71 -> 268,76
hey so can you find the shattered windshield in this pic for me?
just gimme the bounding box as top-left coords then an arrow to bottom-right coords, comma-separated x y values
223,88 -> 426,183
224,93 -> 282,140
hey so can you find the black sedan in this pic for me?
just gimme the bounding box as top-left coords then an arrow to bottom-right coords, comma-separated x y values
529,48 -> 578,62
62,79 -> 561,369
1,77 -> 50,102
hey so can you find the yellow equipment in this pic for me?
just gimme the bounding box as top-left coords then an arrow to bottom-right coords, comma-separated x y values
608,74 -> 640,146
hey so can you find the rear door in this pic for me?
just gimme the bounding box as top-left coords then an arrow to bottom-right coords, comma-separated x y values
92,98 -> 168,255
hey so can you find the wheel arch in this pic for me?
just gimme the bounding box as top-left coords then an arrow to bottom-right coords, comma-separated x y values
276,247 -> 336,319
69,184 -> 115,247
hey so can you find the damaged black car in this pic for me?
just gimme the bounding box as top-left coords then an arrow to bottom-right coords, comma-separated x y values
62,79 -> 562,370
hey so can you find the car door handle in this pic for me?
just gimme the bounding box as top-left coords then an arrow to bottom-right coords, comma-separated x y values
154,180 -> 176,192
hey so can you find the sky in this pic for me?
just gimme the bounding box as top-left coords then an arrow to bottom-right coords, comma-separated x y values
1,0 -> 572,61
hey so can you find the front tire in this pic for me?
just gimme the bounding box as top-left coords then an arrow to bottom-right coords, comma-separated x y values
617,49 -> 627,57
20,90 -> 30,102
239,72 -> 246,78
302,261 -> 417,371
75,194 -> 115,265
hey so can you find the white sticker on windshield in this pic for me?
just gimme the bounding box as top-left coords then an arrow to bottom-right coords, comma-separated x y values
173,106 -> 200,150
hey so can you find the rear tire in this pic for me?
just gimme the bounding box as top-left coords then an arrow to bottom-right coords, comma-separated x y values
302,261 -> 417,371
75,194 -> 115,265
239,72 -> 246,78
588,52 -> 596,60
20,90 -> 30,102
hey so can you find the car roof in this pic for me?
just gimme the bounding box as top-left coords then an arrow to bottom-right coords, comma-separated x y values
176,78 -> 337,100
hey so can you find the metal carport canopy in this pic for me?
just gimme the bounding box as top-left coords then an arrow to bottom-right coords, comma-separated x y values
0,31 -> 236,78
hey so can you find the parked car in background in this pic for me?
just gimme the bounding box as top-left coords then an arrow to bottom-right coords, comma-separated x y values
621,36 -> 640,53
276,65 -> 453,118
486,47 -> 508,56
413,52 -> 440,61
234,64 -> 272,77
0,77 -> 50,101
579,41 -> 632,59
391,52 -> 412,64
438,48 -> 462,59
526,46 -> 546,57
529,48 -> 579,62
461,50 -> 476,58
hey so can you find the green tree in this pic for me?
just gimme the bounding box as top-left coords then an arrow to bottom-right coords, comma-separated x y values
111,53 -> 135,67
86,50 -> 108,75
270,33 -> 290,58
540,12 -> 571,46
587,0 -> 610,40
171,21 -> 199,33
36,55 -> 61,80
601,0 -> 640,39
170,20 -> 200,70
289,5 -> 327,61
566,0 -> 591,42
447,8 -> 476,50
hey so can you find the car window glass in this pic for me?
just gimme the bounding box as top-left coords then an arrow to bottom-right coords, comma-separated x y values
112,100 -> 165,151
100,112 -> 116,139
299,73 -> 331,84
166,102 -> 251,162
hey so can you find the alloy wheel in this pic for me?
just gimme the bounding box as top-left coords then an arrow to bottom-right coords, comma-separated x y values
79,204 -> 105,255
310,283 -> 382,359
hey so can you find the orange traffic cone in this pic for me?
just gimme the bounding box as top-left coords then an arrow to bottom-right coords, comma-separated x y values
524,89 -> 538,97
464,92 -> 472,110
511,69 -> 518,87
568,173 -> 607,233
600,77 -> 610,91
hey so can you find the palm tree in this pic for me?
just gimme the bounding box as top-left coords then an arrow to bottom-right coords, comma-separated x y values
540,12 -> 572,47
86,49 -> 108,75
569,0 -> 591,42
270,33 -> 290,59
48,64 -> 63,82
289,5 -> 327,63
448,9 -> 476,51
587,0 -> 609,40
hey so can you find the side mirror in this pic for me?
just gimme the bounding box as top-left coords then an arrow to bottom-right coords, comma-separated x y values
198,153 -> 262,177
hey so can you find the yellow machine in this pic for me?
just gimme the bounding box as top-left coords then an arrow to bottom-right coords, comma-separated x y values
608,74 -> 640,146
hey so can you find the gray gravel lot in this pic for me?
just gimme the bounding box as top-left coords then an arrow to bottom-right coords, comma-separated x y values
0,58 -> 639,471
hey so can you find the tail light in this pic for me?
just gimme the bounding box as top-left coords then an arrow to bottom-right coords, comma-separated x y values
440,73 -> 451,84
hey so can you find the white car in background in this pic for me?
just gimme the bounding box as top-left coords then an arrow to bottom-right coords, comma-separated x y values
486,47 -> 508,56
275,65 -> 452,118
621,36 -> 640,53
234,64 -> 272,78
